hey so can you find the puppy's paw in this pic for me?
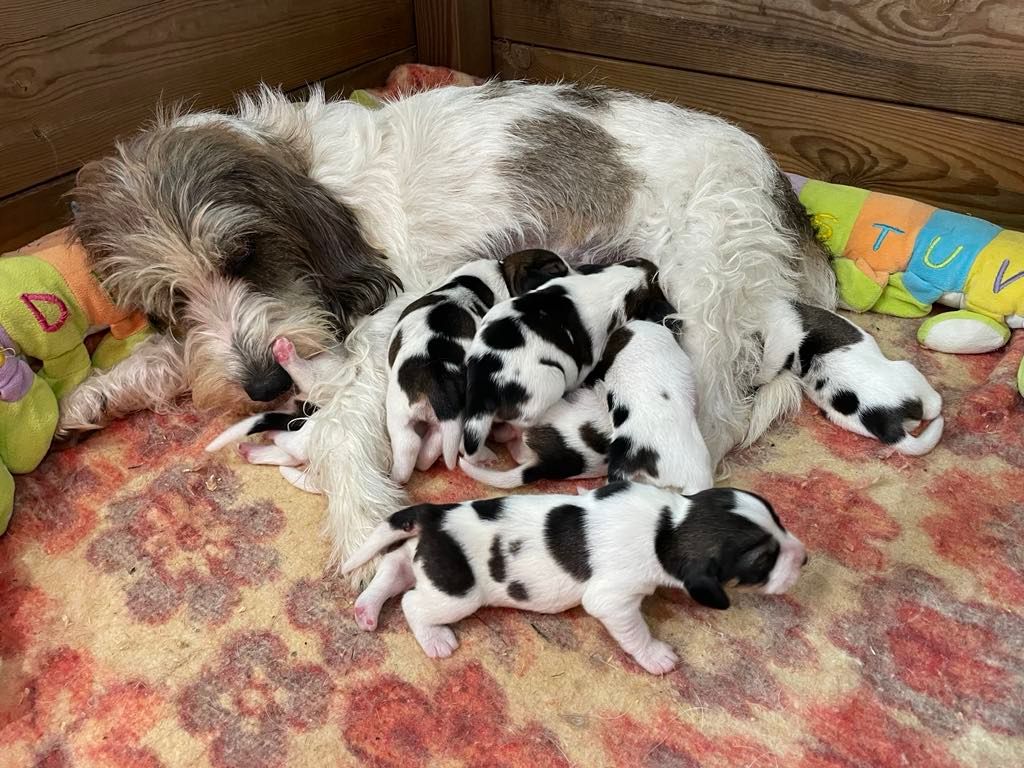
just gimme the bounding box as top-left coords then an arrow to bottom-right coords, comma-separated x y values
353,602 -> 378,631
633,640 -> 678,675
415,625 -> 459,658
272,337 -> 296,365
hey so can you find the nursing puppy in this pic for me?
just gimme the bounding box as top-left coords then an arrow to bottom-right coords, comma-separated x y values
601,320 -> 713,492
387,250 -> 569,483
758,300 -> 943,454
342,483 -> 806,674
461,259 -> 663,461
457,386 -> 611,487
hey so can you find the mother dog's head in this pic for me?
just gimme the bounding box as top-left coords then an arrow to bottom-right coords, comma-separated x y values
72,89 -> 400,407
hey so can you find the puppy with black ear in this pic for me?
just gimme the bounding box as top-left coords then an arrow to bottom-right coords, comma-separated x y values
600,319 -> 713,492
461,258 -> 664,462
387,251 -> 570,482
757,300 -> 944,455
457,386 -> 611,487
342,482 -> 806,674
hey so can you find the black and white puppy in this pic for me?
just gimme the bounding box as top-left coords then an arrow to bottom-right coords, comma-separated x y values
342,483 -> 806,675
461,259 -> 664,461
457,386 -> 611,487
757,300 -> 943,454
387,251 -> 569,482
600,319 -> 713,492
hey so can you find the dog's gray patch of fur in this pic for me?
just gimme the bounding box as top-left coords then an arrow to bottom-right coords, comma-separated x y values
770,167 -> 832,280
558,84 -> 616,111
501,109 -> 640,243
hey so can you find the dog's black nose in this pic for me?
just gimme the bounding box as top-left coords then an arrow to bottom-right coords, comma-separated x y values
244,363 -> 293,402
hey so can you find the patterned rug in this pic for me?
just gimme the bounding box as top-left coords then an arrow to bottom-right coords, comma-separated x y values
3,66 -> 1024,768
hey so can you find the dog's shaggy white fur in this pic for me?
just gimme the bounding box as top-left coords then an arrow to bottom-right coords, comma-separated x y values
66,81 -> 836,563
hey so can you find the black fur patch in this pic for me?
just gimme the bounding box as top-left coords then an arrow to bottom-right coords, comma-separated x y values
539,357 -> 565,374
815,378 -> 826,391
247,401 -> 319,434
507,581 -> 530,601
388,328 -> 403,368
464,353 -> 529,438
445,274 -> 495,308
414,504 -> 476,597
793,302 -> 863,375
513,285 -> 594,370
585,325 -> 634,385
612,405 -> 630,427
784,352 -> 795,372
500,249 -> 569,296
509,538 -> 524,555
831,390 -> 860,416
594,481 -> 629,500
398,335 -> 467,421
427,302 -> 476,339
606,392 -> 614,411
522,426 -> 586,484
483,317 -> 526,349
472,497 -> 505,521
661,390 -> 670,401
860,398 -> 922,444
608,437 -> 660,482
399,292 -> 446,322
488,536 -> 507,582
545,504 -> 592,581
579,422 -> 610,455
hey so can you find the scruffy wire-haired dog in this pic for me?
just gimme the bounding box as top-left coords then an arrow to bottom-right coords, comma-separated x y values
756,299 -> 943,454
67,81 -> 836,562
342,483 -> 807,674
387,250 -> 569,482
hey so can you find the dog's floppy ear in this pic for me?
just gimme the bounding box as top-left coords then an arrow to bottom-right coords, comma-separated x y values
501,249 -> 569,295
682,562 -> 731,610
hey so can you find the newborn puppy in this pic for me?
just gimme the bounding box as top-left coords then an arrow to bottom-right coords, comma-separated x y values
457,386 -> 611,487
758,300 -> 944,454
600,320 -> 713,492
387,251 -> 569,483
206,337 -> 331,490
342,483 -> 806,674
461,259 -> 664,461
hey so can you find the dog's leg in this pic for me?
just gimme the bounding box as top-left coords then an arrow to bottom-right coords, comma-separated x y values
401,587 -> 479,659
582,589 -> 678,675
354,548 -> 415,630
416,426 -> 443,471
279,465 -> 321,493
238,440 -> 302,466
56,334 -> 188,436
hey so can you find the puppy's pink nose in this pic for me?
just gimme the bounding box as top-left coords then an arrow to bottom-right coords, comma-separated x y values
272,337 -> 295,365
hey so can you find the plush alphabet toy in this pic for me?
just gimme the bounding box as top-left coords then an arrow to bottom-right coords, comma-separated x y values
0,229 -> 152,532
788,175 -> 1024,396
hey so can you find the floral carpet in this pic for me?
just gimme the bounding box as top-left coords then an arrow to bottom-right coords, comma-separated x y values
3,68 -> 1024,768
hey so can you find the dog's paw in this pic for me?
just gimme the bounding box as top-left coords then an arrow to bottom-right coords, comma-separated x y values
272,337 -> 296,365
414,625 -> 459,658
353,602 -> 378,631
632,640 -> 678,675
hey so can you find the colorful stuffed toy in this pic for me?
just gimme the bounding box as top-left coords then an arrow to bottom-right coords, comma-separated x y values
789,175 -> 1024,396
0,229 -> 152,532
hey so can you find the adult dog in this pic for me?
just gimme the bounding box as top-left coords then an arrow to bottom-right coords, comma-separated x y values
66,81 -> 835,561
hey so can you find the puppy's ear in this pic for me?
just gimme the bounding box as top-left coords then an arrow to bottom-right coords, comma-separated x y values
501,249 -> 569,295
683,564 -> 731,610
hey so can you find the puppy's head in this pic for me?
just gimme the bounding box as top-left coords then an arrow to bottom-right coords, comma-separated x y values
500,249 -> 570,296
72,88 -> 401,409
657,488 -> 806,610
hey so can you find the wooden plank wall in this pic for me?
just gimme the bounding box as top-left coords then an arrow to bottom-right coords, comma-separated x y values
0,0 -> 417,251
493,0 -> 1024,230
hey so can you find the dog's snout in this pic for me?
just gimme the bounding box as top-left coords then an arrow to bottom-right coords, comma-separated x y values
244,362 -> 293,402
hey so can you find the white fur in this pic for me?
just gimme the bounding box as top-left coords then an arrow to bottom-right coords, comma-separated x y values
457,386 -> 610,488
604,321 -> 713,492
342,484 -> 806,674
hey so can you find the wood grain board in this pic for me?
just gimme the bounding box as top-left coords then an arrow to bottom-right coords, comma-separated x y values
495,42 -> 1024,230
0,0 -> 415,199
414,0 -> 493,77
493,0 -> 1024,124
0,0 -> 149,45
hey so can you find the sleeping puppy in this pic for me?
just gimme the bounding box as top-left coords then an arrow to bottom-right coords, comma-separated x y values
387,250 -> 569,483
461,258 -> 664,462
206,336 -> 329,491
457,386 -> 611,487
342,482 -> 806,674
758,300 -> 944,454
601,319 -> 713,492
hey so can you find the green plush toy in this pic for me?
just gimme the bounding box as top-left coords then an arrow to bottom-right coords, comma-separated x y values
788,174 -> 1024,395
0,230 -> 152,532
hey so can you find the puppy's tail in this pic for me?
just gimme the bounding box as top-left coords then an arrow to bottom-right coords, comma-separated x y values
441,418 -> 463,471
461,414 -> 494,461
893,415 -> 944,456
743,372 -> 803,448
205,401 -> 315,452
457,457 -> 526,489
341,505 -> 426,574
